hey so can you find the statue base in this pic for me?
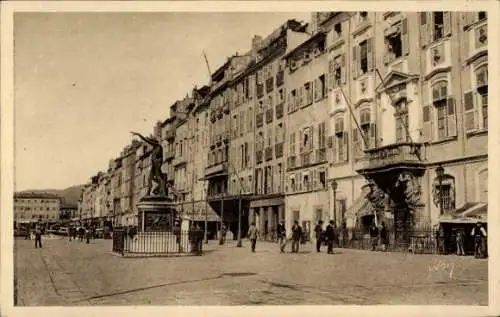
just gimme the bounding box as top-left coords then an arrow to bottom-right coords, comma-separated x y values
137,195 -> 177,232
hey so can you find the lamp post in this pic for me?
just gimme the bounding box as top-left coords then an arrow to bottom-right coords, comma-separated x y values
331,180 -> 338,224
237,192 -> 242,247
219,190 -> 224,245
436,165 -> 445,216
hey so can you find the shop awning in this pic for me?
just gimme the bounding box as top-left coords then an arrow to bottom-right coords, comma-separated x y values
440,202 -> 487,224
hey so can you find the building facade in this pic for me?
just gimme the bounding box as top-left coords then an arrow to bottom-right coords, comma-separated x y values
14,192 -> 62,227
76,11 -> 487,242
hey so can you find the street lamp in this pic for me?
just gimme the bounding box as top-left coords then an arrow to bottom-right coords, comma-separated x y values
436,165 -> 445,216
331,179 -> 338,224
236,190 -> 242,248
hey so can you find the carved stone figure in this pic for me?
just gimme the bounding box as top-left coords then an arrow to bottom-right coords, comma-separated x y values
394,171 -> 422,210
131,132 -> 169,197
364,181 -> 387,212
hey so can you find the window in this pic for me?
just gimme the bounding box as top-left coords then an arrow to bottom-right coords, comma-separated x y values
385,24 -> 403,62
329,55 -> 345,89
433,175 -> 455,214
303,174 -> 310,191
305,82 -> 313,106
333,116 -> 348,162
244,142 -> 249,168
319,170 -> 326,189
314,75 -> 326,101
360,12 -> 368,19
431,81 -> 456,139
290,176 -> 296,192
433,12 -> 444,41
395,99 -> 409,143
289,132 -> 296,155
334,23 -> 342,36
478,11 -> 487,20
476,66 -> 488,130
359,40 -> 368,74
318,121 -> 326,149
302,126 -> 312,152
290,89 -> 297,112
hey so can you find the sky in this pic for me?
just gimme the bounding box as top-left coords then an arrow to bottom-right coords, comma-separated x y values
14,12 -> 311,191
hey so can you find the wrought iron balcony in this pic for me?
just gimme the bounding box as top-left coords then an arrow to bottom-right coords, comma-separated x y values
264,147 -> 273,161
276,102 -> 284,119
256,113 -> 264,128
359,142 -> 426,172
275,142 -> 284,158
256,150 -> 263,164
204,162 -> 228,177
265,109 -> 273,124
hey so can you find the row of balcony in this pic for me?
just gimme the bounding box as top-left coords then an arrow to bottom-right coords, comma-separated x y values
255,102 -> 285,128
210,132 -> 230,149
287,148 -> 327,170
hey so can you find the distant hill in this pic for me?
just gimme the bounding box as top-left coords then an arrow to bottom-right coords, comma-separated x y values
18,184 -> 84,206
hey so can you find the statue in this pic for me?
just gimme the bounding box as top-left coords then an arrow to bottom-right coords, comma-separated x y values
131,131 -> 169,197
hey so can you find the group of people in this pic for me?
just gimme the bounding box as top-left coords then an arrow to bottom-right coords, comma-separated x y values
68,226 -> 94,244
444,221 -> 487,258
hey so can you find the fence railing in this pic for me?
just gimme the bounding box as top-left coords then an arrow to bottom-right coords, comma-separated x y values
112,229 -> 204,257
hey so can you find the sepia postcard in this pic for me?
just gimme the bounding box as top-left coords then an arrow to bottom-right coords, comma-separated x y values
1,1 -> 499,317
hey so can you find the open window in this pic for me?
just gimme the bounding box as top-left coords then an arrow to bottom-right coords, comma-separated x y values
334,22 -> 342,36
359,40 -> 368,74
433,12 -> 444,41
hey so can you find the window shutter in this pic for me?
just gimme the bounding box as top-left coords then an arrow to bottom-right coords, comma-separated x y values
312,170 -> 318,190
422,104 -> 432,142
299,130 -> 304,153
352,128 -> 361,158
314,78 -> 319,101
340,55 -> 347,84
367,38 -> 374,71
369,123 -> 377,148
331,135 -> 337,162
402,18 -> 409,56
352,45 -> 358,78
443,12 -> 452,36
419,12 -> 429,47
464,91 -> 477,132
446,97 -> 457,137
327,136 -> 333,148
342,131 -> 349,161
287,91 -> 293,113
310,125 -> 314,151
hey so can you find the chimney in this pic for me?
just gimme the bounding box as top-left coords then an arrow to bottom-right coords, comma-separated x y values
252,35 -> 263,51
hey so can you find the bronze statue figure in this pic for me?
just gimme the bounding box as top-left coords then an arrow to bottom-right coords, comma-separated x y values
131,131 -> 169,197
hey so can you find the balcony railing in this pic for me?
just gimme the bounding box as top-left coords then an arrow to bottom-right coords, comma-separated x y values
361,143 -> 426,171
276,102 -> 284,119
264,147 -> 273,161
266,77 -> 274,93
265,109 -> 273,124
276,71 -> 284,87
315,148 -> 327,163
204,162 -> 227,176
275,142 -> 284,158
256,113 -> 264,128
300,151 -> 312,166
256,150 -> 263,164
287,156 -> 296,169
257,84 -> 264,99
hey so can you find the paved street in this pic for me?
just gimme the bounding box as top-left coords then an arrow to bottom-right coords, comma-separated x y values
14,237 -> 487,306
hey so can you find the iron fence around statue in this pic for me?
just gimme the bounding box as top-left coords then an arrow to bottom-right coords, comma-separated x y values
112,229 -> 204,257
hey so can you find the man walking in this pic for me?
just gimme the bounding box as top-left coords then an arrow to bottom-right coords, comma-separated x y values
34,226 -> 42,249
325,220 -> 335,254
456,229 -> 465,256
291,221 -> 302,253
369,222 -> 379,251
380,222 -> 389,252
277,221 -> 287,253
472,222 -> 487,258
314,220 -> 324,252
247,222 -> 259,252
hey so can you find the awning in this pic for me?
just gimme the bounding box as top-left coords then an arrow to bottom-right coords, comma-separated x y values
440,202 -> 487,224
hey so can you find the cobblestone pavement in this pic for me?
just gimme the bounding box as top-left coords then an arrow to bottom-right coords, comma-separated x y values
14,237 -> 488,306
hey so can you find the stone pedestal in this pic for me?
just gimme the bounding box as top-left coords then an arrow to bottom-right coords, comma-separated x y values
137,195 -> 176,232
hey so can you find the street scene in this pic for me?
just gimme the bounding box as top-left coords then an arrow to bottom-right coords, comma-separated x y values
13,10 -> 488,307
15,236 -> 487,306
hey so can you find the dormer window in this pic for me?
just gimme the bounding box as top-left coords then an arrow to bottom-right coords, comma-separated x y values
360,12 -> 368,19
334,23 -> 342,36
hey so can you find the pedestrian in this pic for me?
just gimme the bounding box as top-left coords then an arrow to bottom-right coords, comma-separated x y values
291,221 -> 302,253
314,220 -> 324,252
325,220 -> 335,254
85,227 -> 91,244
380,222 -> 389,251
221,224 -> 228,245
456,229 -> 465,256
277,221 -> 287,253
247,222 -> 259,252
471,222 -> 487,258
369,222 -> 379,251
340,220 -> 348,248
34,226 -> 42,249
